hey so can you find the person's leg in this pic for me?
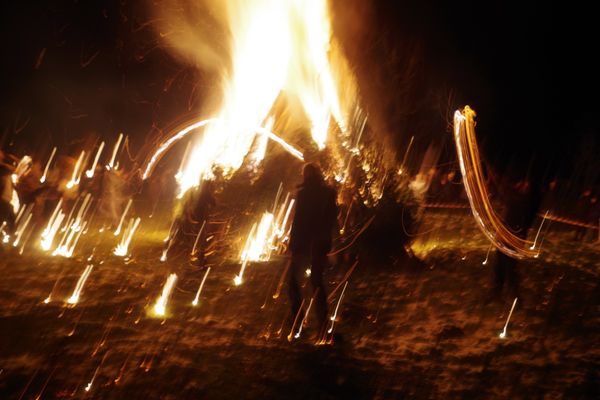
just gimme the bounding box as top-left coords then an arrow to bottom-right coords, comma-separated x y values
287,253 -> 305,321
506,257 -> 520,299
310,249 -> 328,333
493,252 -> 509,297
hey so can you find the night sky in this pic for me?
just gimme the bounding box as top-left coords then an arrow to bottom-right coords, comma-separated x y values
0,0 -> 597,184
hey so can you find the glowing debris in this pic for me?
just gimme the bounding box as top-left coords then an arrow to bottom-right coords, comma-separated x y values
67,264 -> 94,305
192,267 -> 211,306
113,217 -> 141,257
154,273 -> 178,316
40,146 -> 57,183
65,151 -> 85,189
294,297 -> 314,339
85,141 -> 105,178
113,198 -> 133,236
107,133 -> 123,170
328,281 -> 348,334
530,210 -> 550,250
499,297 -> 518,339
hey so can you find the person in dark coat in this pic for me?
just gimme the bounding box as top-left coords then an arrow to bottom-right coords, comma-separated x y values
288,163 -> 338,337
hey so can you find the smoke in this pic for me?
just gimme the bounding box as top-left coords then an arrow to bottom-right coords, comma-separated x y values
149,1 -> 230,74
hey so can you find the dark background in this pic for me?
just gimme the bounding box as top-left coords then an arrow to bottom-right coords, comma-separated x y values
0,0 -> 598,186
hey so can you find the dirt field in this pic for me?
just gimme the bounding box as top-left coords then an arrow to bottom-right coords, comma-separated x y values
0,210 -> 598,399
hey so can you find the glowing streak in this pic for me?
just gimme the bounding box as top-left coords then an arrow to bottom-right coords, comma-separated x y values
66,151 -> 85,189
114,217 -> 141,257
107,133 -> 123,170
294,297 -> 314,339
12,212 -> 32,247
85,141 -> 105,178
242,213 -> 274,262
113,198 -> 133,236
40,147 -> 57,183
499,297 -> 518,339
174,141 -> 192,183
192,267 -> 211,306
327,281 -> 348,334
482,245 -> 493,265
154,273 -> 177,316
530,210 -> 549,250
141,118 -> 303,194
398,135 -> 414,175
453,107 -> 536,258
67,264 -> 93,304
142,119 -> 216,180
191,220 -> 206,257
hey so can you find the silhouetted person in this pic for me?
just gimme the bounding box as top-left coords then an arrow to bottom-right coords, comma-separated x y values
288,163 -> 338,337
0,151 -> 16,234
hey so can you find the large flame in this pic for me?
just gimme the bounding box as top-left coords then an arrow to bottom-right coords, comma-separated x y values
152,0 -> 355,196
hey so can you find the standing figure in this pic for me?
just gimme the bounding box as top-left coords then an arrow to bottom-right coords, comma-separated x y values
288,163 -> 338,336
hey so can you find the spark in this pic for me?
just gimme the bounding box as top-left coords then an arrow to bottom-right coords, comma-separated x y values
499,297 -> 518,339
174,141 -> 192,183
106,133 -> 123,170
327,281 -> 348,334
65,150 -> 85,189
40,147 -> 57,183
482,245 -> 493,265
530,210 -> 549,250
398,135 -> 414,175
305,269 -> 311,277
85,141 -> 105,178
154,273 -> 177,316
113,198 -> 133,236
294,297 -> 314,339
40,199 -> 64,251
67,264 -> 93,305
453,107 -> 537,258
160,227 -> 178,262
190,220 -> 206,257
53,194 -> 92,257
114,217 -> 141,257
12,212 -> 32,248
192,267 -> 211,306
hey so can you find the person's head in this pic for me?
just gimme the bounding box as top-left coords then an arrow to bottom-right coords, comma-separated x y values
302,163 -> 323,187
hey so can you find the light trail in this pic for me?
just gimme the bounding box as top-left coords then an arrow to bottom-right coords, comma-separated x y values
190,220 -> 206,257
114,217 -> 141,257
107,133 -> 123,170
113,198 -> 133,236
85,141 -> 105,178
67,264 -> 93,305
154,273 -> 177,316
40,147 -> 56,183
41,199 -> 64,251
192,267 -> 211,306
499,297 -> 518,339
65,151 -> 85,189
294,297 -> 314,339
482,245 -> 493,265
530,210 -> 549,250
453,107 -> 537,259
327,281 -> 348,334
398,135 -> 414,175
141,118 -> 304,198
12,212 -> 32,248
160,227 -> 178,262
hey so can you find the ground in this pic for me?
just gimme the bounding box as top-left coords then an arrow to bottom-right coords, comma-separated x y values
0,209 -> 598,399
